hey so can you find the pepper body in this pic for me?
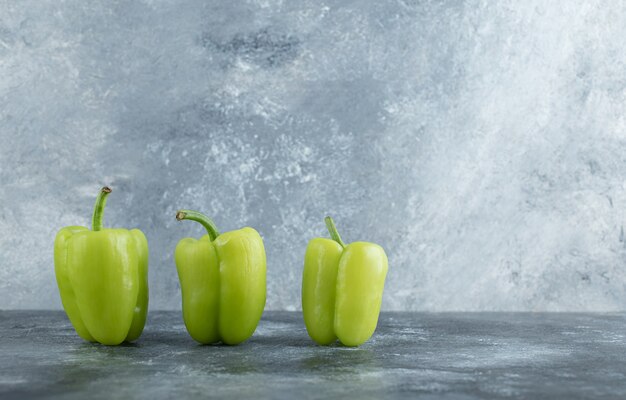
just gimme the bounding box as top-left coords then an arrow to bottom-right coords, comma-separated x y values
175,210 -> 266,345
54,187 -> 149,345
302,218 -> 388,347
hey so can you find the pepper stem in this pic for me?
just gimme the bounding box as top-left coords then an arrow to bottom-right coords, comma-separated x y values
176,209 -> 220,241
91,186 -> 112,231
325,216 -> 346,248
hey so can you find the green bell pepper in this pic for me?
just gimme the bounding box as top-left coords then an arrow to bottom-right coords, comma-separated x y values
54,187 -> 149,345
302,216 -> 388,347
174,210 -> 266,345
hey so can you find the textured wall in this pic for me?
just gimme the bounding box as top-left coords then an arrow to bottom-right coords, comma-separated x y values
1,0 -> 625,311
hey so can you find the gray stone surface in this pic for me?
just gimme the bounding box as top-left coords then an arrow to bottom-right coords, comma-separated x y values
1,311 -> 626,399
1,1 -> 626,311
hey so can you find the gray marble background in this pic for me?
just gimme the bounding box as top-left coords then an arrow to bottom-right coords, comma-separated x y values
1,0 -> 625,311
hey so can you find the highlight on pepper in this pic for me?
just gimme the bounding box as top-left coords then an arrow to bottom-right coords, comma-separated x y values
174,209 -> 266,345
302,216 -> 388,347
53,186 -> 149,345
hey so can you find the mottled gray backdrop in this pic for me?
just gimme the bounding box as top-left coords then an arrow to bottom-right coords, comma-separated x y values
1,0 -> 625,311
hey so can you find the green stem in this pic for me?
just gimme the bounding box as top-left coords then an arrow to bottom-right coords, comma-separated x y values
91,186 -> 112,231
325,216 -> 346,248
176,209 -> 220,241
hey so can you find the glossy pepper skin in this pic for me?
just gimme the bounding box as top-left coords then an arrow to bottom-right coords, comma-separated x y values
302,217 -> 388,347
174,210 -> 266,345
54,187 -> 149,345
